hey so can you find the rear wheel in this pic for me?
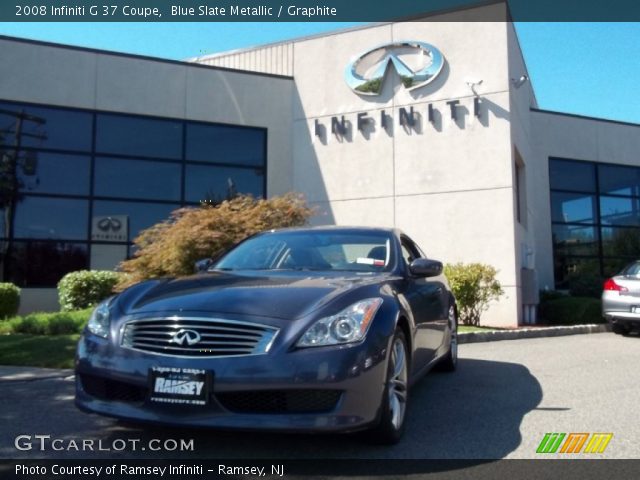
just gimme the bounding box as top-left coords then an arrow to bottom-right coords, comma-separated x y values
612,322 -> 630,335
368,328 -> 409,445
437,305 -> 458,372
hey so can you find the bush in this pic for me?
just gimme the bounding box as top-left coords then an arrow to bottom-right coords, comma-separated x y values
566,273 -> 604,299
444,263 -> 504,326
58,271 -> 121,312
539,289 -> 566,303
118,193 -> 313,288
538,297 -> 604,325
2,309 -> 91,335
0,283 -> 20,319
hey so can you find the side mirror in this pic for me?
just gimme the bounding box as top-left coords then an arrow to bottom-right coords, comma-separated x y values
409,258 -> 443,278
194,258 -> 214,273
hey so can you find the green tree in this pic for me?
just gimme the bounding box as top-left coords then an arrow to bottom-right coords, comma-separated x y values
117,193 -> 313,289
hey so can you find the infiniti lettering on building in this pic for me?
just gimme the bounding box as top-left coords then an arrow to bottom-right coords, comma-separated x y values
315,40 -> 483,138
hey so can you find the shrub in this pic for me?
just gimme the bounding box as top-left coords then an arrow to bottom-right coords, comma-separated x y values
58,270 -> 121,312
0,283 -> 20,319
538,297 -> 604,325
566,273 -> 604,299
444,263 -> 504,326
118,193 -> 313,288
539,289 -> 566,303
3,309 -> 91,335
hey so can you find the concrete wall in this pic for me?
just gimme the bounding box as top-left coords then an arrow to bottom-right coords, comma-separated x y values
194,4 -> 521,327
287,19 -> 519,327
0,38 -> 295,197
506,22 -> 542,323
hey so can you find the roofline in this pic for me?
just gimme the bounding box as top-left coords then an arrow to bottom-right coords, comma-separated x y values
0,34 -> 294,81
193,0 -> 507,62
531,108 -> 640,128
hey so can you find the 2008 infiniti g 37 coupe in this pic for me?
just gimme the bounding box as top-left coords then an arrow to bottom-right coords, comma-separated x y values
75,227 -> 458,444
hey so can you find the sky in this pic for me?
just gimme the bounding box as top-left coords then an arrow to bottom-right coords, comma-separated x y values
0,22 -> 638,124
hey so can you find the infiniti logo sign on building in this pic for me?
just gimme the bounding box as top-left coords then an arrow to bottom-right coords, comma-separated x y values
345,41 -> 444,95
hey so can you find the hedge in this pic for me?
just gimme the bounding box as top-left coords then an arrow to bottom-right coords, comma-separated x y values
538,296 -> 604,325
0,283 -> 20,319
58,270 -> 122,312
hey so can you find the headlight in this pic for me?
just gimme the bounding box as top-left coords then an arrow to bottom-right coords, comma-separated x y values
87,300 -> 111,338
297,298 -> 383,347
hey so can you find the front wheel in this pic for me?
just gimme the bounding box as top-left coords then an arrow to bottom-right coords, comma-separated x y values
368,328 -> 409,445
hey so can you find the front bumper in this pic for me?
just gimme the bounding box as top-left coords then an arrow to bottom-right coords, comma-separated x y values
75,329 -> 389,432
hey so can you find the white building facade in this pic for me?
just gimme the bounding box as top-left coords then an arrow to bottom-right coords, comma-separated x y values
1,2 -> 639,325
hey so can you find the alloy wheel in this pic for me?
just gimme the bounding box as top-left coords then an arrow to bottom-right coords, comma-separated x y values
388,337 -> 408,430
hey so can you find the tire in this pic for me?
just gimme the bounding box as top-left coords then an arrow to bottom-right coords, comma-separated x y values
437,305 -> 458,372
368,328 -> 409,445
612,323 -> 630,336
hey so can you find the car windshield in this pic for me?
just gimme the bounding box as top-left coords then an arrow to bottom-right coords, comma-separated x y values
213,231 -> 394,273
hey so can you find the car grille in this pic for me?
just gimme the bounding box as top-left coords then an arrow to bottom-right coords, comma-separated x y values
121,317 -> 278,357
80,374 -> 147,403
216,390 -> 342,414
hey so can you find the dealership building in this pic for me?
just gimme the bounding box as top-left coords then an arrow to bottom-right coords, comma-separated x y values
1,2 -> 639,325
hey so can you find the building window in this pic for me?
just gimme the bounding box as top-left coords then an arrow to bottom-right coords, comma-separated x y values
549,157 -> 640,288
0,100 -> 267,287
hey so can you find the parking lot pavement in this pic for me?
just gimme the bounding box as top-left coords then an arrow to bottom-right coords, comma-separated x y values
0,332 -> 638,460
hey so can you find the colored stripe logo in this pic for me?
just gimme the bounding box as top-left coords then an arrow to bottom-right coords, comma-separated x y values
537,433 -> 613,454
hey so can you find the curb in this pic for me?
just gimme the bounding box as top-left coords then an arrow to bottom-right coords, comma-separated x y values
0,366 -> 74,382
458,324 -> 611,344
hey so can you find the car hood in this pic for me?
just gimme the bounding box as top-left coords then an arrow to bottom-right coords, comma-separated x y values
116,271 -> 390,320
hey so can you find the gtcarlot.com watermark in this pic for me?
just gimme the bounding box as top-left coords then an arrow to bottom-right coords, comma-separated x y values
15,435 -> 194,452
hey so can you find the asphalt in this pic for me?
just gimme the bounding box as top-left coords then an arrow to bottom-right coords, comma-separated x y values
0,331 -> 638,460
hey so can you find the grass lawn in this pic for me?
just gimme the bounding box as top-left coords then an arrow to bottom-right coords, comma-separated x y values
0,334 -> 79,369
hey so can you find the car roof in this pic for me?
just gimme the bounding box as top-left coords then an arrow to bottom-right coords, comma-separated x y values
264,225 -> 402,236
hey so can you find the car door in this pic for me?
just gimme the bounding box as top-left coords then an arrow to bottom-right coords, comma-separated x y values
400,235 -> 448,372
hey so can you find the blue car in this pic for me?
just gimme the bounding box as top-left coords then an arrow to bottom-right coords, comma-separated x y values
75,226 -> 458,444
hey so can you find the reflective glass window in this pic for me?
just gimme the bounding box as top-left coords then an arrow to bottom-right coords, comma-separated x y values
0,102 -> 92,152
603,257 -> 637,278
553,256 -> 601,290
598,164 -> 640,197
185,165 -> 264,203
17,152 -> 90,196
549,159 -> 596,192
186,123 -> 265,166
551,192 -> 597,224
599,196 -> 640,227
14,197 -> 88,240
601,226 -> 640,257
92,201 -> 179,242
0,208 -> 7,238
552,225 -> 599,256
94,157 -> 181,201
96,114 -> 182,159
4,241 -> 88,287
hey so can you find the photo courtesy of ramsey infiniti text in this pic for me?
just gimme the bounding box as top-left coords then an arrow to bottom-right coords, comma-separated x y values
75,227 -> 458,444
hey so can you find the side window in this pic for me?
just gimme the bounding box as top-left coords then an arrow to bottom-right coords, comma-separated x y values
400,236 -> 422,266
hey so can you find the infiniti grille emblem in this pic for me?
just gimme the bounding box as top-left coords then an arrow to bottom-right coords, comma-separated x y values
170,329 -> 201,346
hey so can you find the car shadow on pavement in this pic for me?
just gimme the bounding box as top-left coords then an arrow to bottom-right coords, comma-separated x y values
106,358 -> 541,460
1,358 -> 542,462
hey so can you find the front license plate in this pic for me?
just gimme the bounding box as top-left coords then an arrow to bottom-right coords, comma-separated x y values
632,306 -> 640,314
148,367 -> 210,406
